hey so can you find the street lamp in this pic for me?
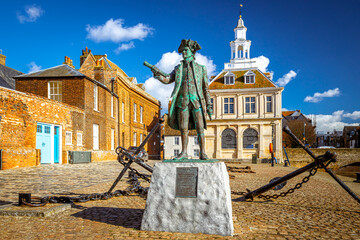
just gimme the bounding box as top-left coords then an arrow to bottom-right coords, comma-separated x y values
270,121 -> 275,167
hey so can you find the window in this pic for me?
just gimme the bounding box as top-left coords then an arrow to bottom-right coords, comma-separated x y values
77,132 -> 83,146
266,96 -> 273,113
48,81 -> 62,102
174,136 -> 180,145
224,72 -> 235,85
133,132 -> 137,146
37,125 -> 42,133
44,126 -> 51,134
174,149 -> 180,157
111,128 -> 115,150
122,102 -> 125,123
222,128 -> 236,149
134,103 -> 137,122
140,133 -> 143,144
140,106 -> 143,123
243,128 -> 258,149
94,85 -> 98,111
65,131 -> 72,145
224,98 -> 234,114
244,71 -> 255,84
194,149 -> 200,157
245,97 -> 256,113
111,96 -> 114,118
194,136 -> 199,145
93,124 -> 99,150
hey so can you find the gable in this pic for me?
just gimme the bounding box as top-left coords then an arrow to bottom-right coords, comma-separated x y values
209,69 -> 276,90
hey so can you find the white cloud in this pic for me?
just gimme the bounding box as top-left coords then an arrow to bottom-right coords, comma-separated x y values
276,70 -> 297,87
253,56 -> 269,72
17,5 -> 44,23
304,88 -> 340,103
306,110 -> 360,132
27,62 -> 42,73
343,111 -> 360,120
144,51 -> 217,113
86,18 -> 153,43
114,42 -> 135,54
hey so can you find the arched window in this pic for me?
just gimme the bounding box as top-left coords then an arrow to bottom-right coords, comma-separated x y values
243,128 -> 258,149
222,128 -> 237,149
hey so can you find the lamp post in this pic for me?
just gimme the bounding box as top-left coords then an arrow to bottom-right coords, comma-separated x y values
270,121 -> 275,167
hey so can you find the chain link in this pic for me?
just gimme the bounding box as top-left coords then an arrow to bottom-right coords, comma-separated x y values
258,165 -> 318,200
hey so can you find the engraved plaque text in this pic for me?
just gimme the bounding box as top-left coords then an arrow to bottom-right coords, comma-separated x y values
175,167 -> 198,198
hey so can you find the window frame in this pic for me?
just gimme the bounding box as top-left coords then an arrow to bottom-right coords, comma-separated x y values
134,103 -> 137,122
93,124 -> 99,150
266,95 -> 273,113
224,97 -> 235,114
77,132 -> 82,146
48,81 -> 63,102
174,136 -> 180,145
94,85 -> 99,111
224,72 -> 235,85
244,71 -> 256,84
111,95 -> 114,118
133,132 -> 137,146
245,96 -> 256,114
111,128 -> 115,150
65,131 -> 72,145
140,106 -> 143,124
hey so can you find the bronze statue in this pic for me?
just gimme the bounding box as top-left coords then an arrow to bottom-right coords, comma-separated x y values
144,39 -> 213,160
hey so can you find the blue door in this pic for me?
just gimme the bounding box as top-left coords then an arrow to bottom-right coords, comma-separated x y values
36,123 -> 52,164
54,126 -> 60,163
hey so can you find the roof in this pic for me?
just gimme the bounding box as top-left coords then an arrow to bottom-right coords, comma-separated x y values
282,111 -> 295,117
0,64 -> 22,89
15,64 -> 85,78
163,114 -> 197,136
209,69 -> 276,90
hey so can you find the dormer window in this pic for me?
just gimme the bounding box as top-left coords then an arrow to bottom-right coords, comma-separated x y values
244,70 -> 255,84
224,72 -> 235,85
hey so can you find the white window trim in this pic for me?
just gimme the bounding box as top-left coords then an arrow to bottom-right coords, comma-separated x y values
133,132 -> 137,146
93,124 -> 99,150
224,72 -> 235,85
244,70 -> 256,84
174,136 -> 180,145
223,97 -> 235,114
140,106 -> 143,124
265,95 -> 273,113
48,81 -> 63,102
111,95 -> 114,118
245,96 -> 256,114
65,131 -> 72,145
134,103 -> 137,122
94,85 -> 99,111
194,136 -> 199,145
77,132 -> 83,146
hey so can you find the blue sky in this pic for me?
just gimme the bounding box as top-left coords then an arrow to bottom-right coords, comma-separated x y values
1,0 -> 359,132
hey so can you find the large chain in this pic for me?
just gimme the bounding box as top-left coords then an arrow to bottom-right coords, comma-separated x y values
21,166 -> 150,207
257,165 -> 318,200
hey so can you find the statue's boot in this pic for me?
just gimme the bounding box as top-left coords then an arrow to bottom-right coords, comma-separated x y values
174,152 -> 188,160
200,153 -> 209,160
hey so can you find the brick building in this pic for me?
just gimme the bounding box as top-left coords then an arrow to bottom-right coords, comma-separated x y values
0,52 -> 22,89
0,48 -> 160,169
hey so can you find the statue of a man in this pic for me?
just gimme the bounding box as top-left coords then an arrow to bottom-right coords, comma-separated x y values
153,39 -> 213,160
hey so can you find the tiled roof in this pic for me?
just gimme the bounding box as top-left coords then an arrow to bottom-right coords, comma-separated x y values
282,111 -> 295,117
15,65 -> 85,78
0,64 -> 22,89
209,69 -> 276,90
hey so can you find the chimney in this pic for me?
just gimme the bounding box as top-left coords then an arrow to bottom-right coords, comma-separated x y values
94,58 -> 105,84
80,47 -> 91,67
63,56 -> 75,68
0,51 -> 6,66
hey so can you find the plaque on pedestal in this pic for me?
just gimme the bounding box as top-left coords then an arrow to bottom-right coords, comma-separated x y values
141,161 -> 234,236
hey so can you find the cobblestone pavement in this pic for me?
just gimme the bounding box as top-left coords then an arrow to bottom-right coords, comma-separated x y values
0,160 -> 359,239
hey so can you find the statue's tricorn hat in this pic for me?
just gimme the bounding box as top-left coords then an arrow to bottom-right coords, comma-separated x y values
178,39 -> 201,54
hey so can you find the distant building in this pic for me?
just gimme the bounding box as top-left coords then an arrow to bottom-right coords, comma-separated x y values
205,12 -> 283,161
316,131 -> 344,148
343,126 -> 360,148
0,52 -> 22,89
162,114 -> 200,159
0,48 -> 160,170
282,110 -> 312,126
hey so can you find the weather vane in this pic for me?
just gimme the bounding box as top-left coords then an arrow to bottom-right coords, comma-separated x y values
239,3 -> 243,18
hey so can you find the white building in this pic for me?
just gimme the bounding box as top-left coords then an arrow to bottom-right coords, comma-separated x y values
205,13 -> 284,162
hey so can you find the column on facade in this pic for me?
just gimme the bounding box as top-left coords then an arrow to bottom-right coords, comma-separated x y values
275,120 -> 283,162
215,125 -> 221,159
257,93 -> 262,118
215,95 -> 221,119
236,94 -> 242,119
234,44 -> 238,59
237,125 -> 243,159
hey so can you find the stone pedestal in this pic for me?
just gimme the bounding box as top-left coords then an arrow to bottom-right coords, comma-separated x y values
141,162 -> 234,236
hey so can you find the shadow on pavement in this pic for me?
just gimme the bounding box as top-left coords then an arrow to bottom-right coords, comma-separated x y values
71,207 -> 144,229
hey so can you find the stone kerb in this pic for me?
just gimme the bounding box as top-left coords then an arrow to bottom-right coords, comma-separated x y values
141,161 -> 234,236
